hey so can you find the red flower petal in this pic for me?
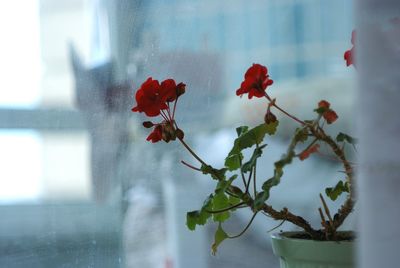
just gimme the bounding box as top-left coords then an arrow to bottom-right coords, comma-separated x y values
146,125 -> 163,143
344,31 -> 356,67
244,64 -> 267,80
299,144 -> 320,161
160,79 -> 178,102
131,77 -> 169,117
344,48 -> 354,67
318,100 -> 331,109
323,110 -> 338,124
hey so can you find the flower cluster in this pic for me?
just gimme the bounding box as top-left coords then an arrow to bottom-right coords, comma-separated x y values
317,100 -> 338,124
132,77 -> 185,143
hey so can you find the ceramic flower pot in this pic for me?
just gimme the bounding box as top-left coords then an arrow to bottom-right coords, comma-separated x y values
271,232 -> 355,268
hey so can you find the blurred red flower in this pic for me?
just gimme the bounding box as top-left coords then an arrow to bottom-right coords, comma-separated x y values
344,31 -> 356,67
318,100 -> 338,124
299,144 -> 320,161
146,125 -> 163,143
236,64 -> 273,99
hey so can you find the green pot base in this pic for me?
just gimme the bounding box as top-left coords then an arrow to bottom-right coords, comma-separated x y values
271,232 -> 355,268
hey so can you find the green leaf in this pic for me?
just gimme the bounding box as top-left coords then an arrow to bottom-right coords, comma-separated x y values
186,195 -> 213,230
211,224 -> 228,255
202,194 -> 214,210
231,122 -> 278,154
201,164 -> 227,180
186,210 -> 210,230
336,132 -> 358,145
258,168 -> 282,207
259,156 -> 292,206
225,122 -> 278,170
228,195 -> 241,208
242,144 -> 267,173
212,192 -> 230,222
261,161 -> 285,191
186,211 -> 198,231
325,181 -> 350,201
236,126 -> 249,137
186,209 -> 211,230
224,153 -> 243,171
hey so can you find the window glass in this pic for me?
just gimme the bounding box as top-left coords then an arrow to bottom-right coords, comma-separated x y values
0,0 -> 355,267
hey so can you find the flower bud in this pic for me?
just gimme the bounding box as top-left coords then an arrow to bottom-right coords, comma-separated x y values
264,110 -> 277,124
318,100 -> 330,109
175,128 -> 184,140
176,82 -> 186,97
142,121 -> 154,128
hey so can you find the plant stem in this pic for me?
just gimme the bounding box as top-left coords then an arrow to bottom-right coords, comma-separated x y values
253,158 -> 257,198
316,151 -> 357,166
266,220 -> 286,233
245,168 -> 253,194
178,137 -> 238,199
261,204 -> 322,239
160,110 -> 169,122
319,193 -> 334,228
318,207 -> 329,240
172,98 -> 178,119
205,202 -> 246,214
225,191 -> 240,199
227,212 -> 259,239
309,126 -> 355,230
239,158 -> 247,188
181,160 -> 202,171
178,137 -> 207,167
315,128 -> 354,196
265,93 -> 305,125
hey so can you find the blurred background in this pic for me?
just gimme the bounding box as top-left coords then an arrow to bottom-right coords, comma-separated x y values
0,0 -> 355,267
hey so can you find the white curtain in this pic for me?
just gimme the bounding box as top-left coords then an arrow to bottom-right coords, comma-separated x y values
357,0 -> 400,267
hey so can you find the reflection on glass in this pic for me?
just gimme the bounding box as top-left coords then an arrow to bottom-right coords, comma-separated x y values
0,0 -> 41,108
0,130 -> 42,202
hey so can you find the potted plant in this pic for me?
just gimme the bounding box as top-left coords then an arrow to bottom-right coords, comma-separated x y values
130,32 -> 357,267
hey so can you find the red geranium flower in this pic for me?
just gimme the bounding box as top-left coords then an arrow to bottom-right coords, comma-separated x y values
318,100 -> 338,124
131,77 -> 168,117
236,64 -> 273,99
146,125 -> 163,143
132,77 -> 186,143
344,31 -> 356,67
